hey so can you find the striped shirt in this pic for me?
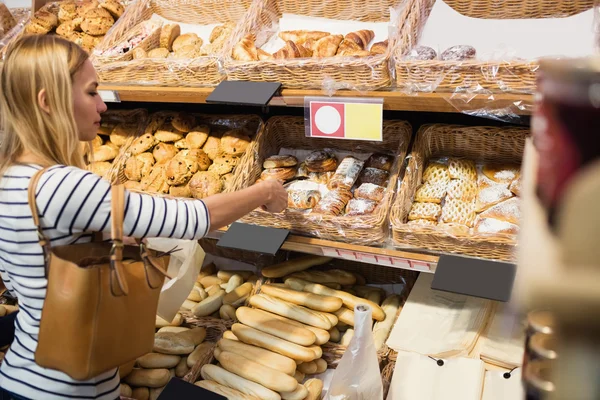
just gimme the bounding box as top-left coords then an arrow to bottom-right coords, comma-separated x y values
0,164 -> 210,400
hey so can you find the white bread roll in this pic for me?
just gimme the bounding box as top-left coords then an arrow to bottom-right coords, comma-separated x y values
223,330 -> 238,341
217,270 -> 254,282
258,310 -> 330,345
249,294 -> 334,330
303,379 -> 324,400
137,353 -> 181,369
236,307 -> 316,346
260,284 -> 343,313
223,282 -> 254,306
297,360 -> 317,375
372,294 -> 402,351
315,358 -> 327,374
218,338 -> 296,376
232,323 -> 317,362
201,364 -> 281,400
303,283 -> 385,321
280,383 -> 308,400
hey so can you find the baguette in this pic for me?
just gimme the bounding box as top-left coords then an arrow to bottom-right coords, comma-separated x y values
372,294 -> 402,351
285,277 -> 341,292
137,353 -> 181,369
154,332 -> 195,355
223,282 -> 254,306
215,350 -> 298,392
125,369 -> 170,388
261,312 -> 330,345
334,308 -> 356,327
218,338 -> 297,376
297,360 -> 317,374
236,307 -> 316,346
195,380 -> 256,400
353,285 -> 385,299
223,331 -> 238,341
217,270 -> 254,282
340,329 -> 354,346
232,323 -> 317,362
192,289 -> 225,317
249,294 -> 334,330
294,370 -> 305,384
280,384 -> 308,400
303,283 -> 385,321
328,327 -> 341,343
308,345 -> 322,359
260,284 -> 343,313
261,256 -> 332,278
202,364 -> 281,400
220,304 -> 237,321
288,269 -> 356,286
303,379 -> 324,400
315,358 -> 327,374
226,274 -> 244,293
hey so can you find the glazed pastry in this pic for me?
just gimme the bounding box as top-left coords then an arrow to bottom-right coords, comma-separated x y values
81,8 -> 114,36
278,30 -> 329,45
124,152 -> 155,181
261,167 -> 296,181
441,199 -> 476,227
365,153 -> 393,172
177,149 -> 211,171
370,40 -> 388,55
172,33 -> 202,53
165,157 -> 199,186
312,189 -> 353,216
482,163 -> 520,184
479,197 -> 521,225
160,24 -> 181,51
263,155 -> 298,169
232,34 -> 258,61
169,183 -> 192,198
408,202 -> 442,221
154,124 -> 184,142
509,175 -> 521,197
446,179 -> 477,202
345,199 -> 377,216
273,41 -> 312,59
100,0 -> 124,19
288,190 -> 321,210
448,158 -> 477,181
474,217 -> 519,236
422,162 -> 450,186
441,45 -> 476,61
354,183 -> 385,202
87,161 -> 112,178
130,133 -> 157,155
357,167 -> 389,187
171,112 -> 195,133
148,48 -> 170,59
189,171 -> 223,199
141,164 -> 170,194
327,156 -> 364,191
221,173 -> 235,192
404,46 -> 437,61
221,129 -> 251,156
311,35 -> 343,58
124,181 -> 144,192
475,183 -> 513,213
152,143 -> 178,164
308,172 -> 334,185
305,150 -> 338,173
94,142 -> 119,162
414,183 -> 446,204
202,136 -> 222,160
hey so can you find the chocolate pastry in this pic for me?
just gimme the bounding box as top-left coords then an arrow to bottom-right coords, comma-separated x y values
441,45 -> 476,61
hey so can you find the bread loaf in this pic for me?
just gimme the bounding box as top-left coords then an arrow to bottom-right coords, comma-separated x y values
303,283 -> 385,321
280,384 -> 308,400
258,311 -> 330,345
202,364 -> 281,400
303,379 -> 324,400
232,323 -> 317,362
215,351 -> 298,392
177,327 -> 207,346
192,289 -> 225,317
236,307 -> 316,346
261,256 -> 332,278
218,338 -> 297,376
297,360 -> 317,374
288,269 -> 356,286
217,270 -> 254,282
372,294 -> 401,350
226,275 -> 244,293
175,356 -> 190,378
249,294 -> 334,330
334,308 -> 356,327
260,284 -> 343,313
137,353 -> 181,369
187,342 -> 214,368
154,332 -> 195,355
131,387 -> 150,400
125,369 -> 170,388
223,282 -> 254,306
315,358 -> 327,374
195,380 -> 257,400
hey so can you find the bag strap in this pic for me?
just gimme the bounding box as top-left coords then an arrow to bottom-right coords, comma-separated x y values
28,168 -> 52,266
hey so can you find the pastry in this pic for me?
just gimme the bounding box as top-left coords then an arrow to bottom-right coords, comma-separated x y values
100,0 -> 124,19
165,157 -> 199,186
77,0 -> 99,18
221,130 -> 251,156
81,8 -> 114,36
261,167 -> 296,182
407,219 -> 437,227
221,173 -> 235,192
354,183 -> 385,202
208,159 -> 235,175
152,143 -> 178,164
56,18 -> 82,37
58,1 -> 77,23
441,45 -> 476,61
311,34 -> 343,58
345,199 -> 377,216
441,199 -> 476,227
88,161 -> 111,178
370,40 -> 388,55
312,189 -> 352,216
446,179 -> 477,201
206,23 -> 235,53
202,136 -> 222,160
189,171 -> 223,199
439,222 -> 470,235
475,183 -> 513,213
474,217 -> 519,236
178,149 -> 211,171
232,34 -> 258,61
414,183 -> 446,204
160,24 -> 181,51
327,156 -> 364,191
404,46 -> 437,61
274,40 -> 312,59
482,163 -> 520,184
278,30 -> 329,45
296,162 -> 309,178
124,181 -> 144,191
172,44 -> 199,59
94,142 -> 119,162
171,112 -> 195,132
27,10 -> 58,34
509,175 -> 521,197
81,33 -> 103,53
169,183 -> 192,198
110,123 -> 136,147
408,202 -> 442,221
338,30 -> 374,53
305,150 -> 337,173
257,49 -> 274,60
357,167 -> 389,187
365,153 -> 393,172
141,164 -> 169,194
182,126 -> 210,149
263,155 -> 298,169
132,48 -> 147,59
422,162 -> 450,186
308,172 -> 334,185
479,197 -> 521,225
210,23 -> 234,44
148,48 -> 170,58
90,135 -> 103,148
154,124 -> 184,142
287,190 -> 321,209
124,152 -> 155,181
130,133 -> 157,155
145,114 -> 167,135
337,49 -> 371,57
173,33 -> 202,53
448,158 -> 476,181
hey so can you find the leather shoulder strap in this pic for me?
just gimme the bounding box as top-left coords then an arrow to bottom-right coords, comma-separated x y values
27,167 -> 51,247
109,184 -> 129,294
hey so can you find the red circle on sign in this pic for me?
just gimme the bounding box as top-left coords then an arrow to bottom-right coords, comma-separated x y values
310,102 -> 345,138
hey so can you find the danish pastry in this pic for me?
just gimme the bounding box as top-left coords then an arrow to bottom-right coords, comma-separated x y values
160,24 -> 181,51
261,167 -> 296,182
308,172 -> 334,185
169,183 -> 192,198
172,112 -> 195,132
124,152 -> 155,181
88,161 -> 112,178
509,175 -> 521,197
189,171 -> 223,199
141,164 -> 169,194
483,163 -> 520,184
305,150 -> 338,173
202,136 -> 222,160
263,155 -> 298,169
312,189 -> 353,216
479,197 -> 521,225
177,149 -> 211,171
81,8 -> 114,36
328,156 -> 364,191
474,217 -> 519,236
345,198 -> 377,216
110,123 -> 135,147
441,199 -> 476,227
296,162 -> 310,178
414,183 -> 446,204
354,183 -> 385,202
422,162 -> 450,186
154,124 -> 184,142
357,167 -> 389,187
221,130 -> 251,156
408,202 -> 442,221
185,126 -> 210,149
475,183 -> 513,213
408,219 -> 437,227
448,158 -> 477,181
165,157 -> 199,186
365,153 -> 393,172
152,143 -> 178,164
288,190 -> 321,209
446,179 -> 477,202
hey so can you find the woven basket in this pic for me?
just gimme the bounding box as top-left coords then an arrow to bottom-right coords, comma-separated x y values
239,116 -> 412,245
390,124 -> 528,261
394,0 -> 595,93
113,112 -> 264,198
94,0 -> 253,86
224,0 -> 410,90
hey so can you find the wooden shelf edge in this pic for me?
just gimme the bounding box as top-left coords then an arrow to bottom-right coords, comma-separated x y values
98,85 -> 533,115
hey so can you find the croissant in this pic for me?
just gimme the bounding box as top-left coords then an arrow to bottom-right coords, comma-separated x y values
313,34 -> 343,58
278,30 -> 330,45
346,29 -> 375,49
370,39 -> 388,55
232,34 -> 258,61
257,48 -> 274,60
273,40 -> 312,59
336,39 -> 361,55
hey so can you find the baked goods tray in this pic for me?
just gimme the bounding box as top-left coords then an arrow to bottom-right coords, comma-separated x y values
112,112 -> 264,199
224,0 -> 410,90
390,124 -> 527,262
239,116 -> 412,246
393,0 -> 595,94
93,0 -> 253,86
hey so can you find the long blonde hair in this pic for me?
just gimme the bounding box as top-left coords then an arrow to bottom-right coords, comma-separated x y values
0,35 -> 89,176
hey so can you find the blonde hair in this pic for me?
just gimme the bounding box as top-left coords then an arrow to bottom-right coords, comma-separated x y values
0,35 -> 89,176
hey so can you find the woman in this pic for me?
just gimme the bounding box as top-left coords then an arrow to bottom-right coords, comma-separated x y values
0,35 -> 287,400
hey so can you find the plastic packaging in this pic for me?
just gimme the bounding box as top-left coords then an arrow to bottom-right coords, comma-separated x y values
326,304 -> 384,400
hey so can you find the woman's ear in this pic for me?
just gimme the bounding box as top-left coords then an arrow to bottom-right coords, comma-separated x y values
37,89 -> 50,114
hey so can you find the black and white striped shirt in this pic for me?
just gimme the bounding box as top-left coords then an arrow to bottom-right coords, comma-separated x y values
0,164 -> 210,399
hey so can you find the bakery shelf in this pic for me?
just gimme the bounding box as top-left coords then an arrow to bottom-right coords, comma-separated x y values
205,228 -> 439,273
98,85 -> 533,114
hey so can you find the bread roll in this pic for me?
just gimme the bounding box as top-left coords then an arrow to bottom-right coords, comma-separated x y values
180,299 -> 199,311
200,275 -> 222,288
187,342 -> 214,368
288,269 -> 356,286
294,370 -> 305,384
192,289 -> 225,317
249,294 -> 334,330
285,277 -> 341,291
155,313 -> 183,328
119,360 -> 136,379
372,295 -> 401,351
328,327 -> 341,343
188,286 -> 208,302
303,283 -> 385,321
315,358 -> 327,374
223,331 -> 238,341
334,308 -> 356,327
220,304 -> 237,321
340,329 -> 354,346
153,332 -> 195,355
125,369 -> 170,388
297,360 -> 317,374
137,353 -> 181,369
226,274 -> 244,293
131,387 -> 150,400
202,364 -> 281,400
120,383 -> 133,397
195,380 -> 256,400
308,345 -> 322,360
215,350 -> 298,392
217,270 -> 254,282
257,311 -> 330,345
280,383 -> 308,400
223,282 -> 254,306
218,338 -> 296,376
260,284 -> 343,313
177,327 -> 207,346
232,323 -> 317,362
236,307 -> 316,346
303,379 -> 324,400
175,356 -> 190,378
261,256 -> 332,278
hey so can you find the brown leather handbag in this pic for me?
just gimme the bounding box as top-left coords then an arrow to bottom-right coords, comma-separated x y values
27,168 -> 171,380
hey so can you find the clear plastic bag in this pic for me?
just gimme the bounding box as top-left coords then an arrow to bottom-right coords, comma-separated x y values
326,304 -> 384,400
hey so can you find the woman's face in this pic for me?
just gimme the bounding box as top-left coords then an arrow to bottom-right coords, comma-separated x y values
72,59 -> 107,142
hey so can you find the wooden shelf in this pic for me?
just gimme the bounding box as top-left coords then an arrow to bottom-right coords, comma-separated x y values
99,85 -> 533,115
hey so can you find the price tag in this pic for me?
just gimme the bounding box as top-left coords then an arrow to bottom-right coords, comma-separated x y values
304,97 -> 383,141
321,247 -> 432,272
98,90 -> 120,103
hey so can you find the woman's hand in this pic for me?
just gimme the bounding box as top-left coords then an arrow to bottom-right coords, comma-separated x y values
258,179 -> 288,213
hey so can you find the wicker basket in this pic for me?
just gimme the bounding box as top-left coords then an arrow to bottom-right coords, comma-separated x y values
94,0 -> 253,86
390,124 -> 528,261
394,0 -> 595,93
113,112 -> 264,197
224,0 -> 411,90
239,116 -> 412,245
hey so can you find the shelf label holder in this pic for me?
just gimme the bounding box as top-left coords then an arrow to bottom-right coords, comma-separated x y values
321,247 -> 433,273
216,222 -> 290,255
98,90 -> 121,103
206,81 -> 282,107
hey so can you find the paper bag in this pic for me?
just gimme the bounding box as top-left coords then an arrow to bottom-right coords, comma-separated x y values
481,370 -> 524,400
146,238 -> 205,322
